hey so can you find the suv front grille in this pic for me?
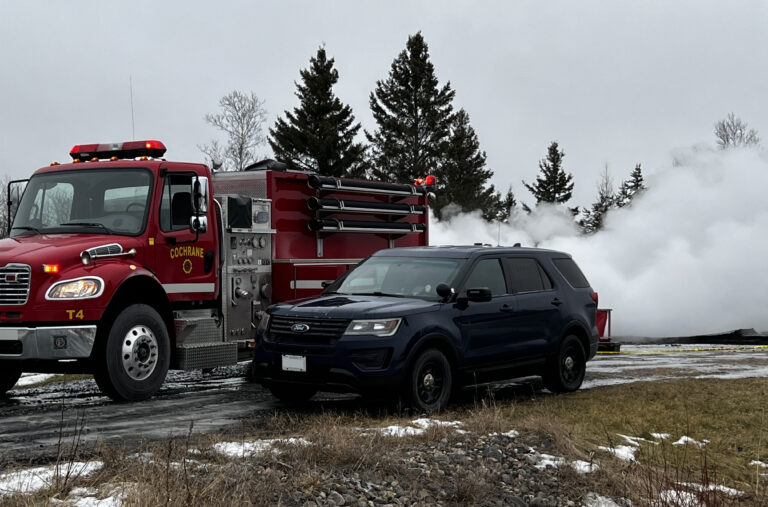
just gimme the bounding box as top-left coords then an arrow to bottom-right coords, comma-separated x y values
0,264 -> 31,306
267,315 -> 351,346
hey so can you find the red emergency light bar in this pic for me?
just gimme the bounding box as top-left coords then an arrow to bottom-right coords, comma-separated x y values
69,140 -> 167,161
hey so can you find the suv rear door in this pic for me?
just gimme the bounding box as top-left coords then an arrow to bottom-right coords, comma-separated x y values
503,256 -> 566,356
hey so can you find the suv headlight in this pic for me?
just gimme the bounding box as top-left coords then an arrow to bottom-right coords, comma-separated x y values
344,318 -> 401,337
46,277 -> 103,299
256,313 -> 271,333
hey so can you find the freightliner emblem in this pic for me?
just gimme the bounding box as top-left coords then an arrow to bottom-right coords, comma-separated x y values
290,323 -> 310,333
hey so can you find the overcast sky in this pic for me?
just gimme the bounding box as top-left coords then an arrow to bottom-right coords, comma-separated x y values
2,0 -> 766,206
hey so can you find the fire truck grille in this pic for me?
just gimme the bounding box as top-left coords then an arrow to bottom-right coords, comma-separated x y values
268,316 -> 351,346
0,264 -> 31,305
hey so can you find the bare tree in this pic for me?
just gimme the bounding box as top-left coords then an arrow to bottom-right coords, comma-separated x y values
714,113 -> 760,149
199,90 -> 268,171
0,176 -> 8,238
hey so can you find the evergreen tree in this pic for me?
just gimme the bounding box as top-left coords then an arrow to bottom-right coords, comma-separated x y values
367,32 -> 455,184
483,186 -> 517,223
269,47 -> 367,178
616,163 -> 646,207
432,109 -> 499,220
580,168 -> 616,234
523,141 -> 574,207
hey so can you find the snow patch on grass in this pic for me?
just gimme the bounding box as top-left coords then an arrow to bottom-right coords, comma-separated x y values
373,419 -> 467,437
0,461 -> 102,496
213,438 -> 309,458
672,436 -> 709,447
584,492 -> 622,507
598,444 -> 637,461
488,429 -> 519,438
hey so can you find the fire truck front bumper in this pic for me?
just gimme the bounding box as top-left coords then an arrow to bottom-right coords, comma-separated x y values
0,325 -> 97,360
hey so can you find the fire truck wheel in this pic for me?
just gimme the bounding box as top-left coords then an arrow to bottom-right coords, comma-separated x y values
543,335 -> 586,394
268,383 -> 317,403
93,304 -> 170,402
407,348 -> 452,413
0,361 -> 22,396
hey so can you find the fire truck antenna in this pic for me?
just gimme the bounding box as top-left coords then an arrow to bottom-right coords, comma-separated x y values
129,76 -> 136,140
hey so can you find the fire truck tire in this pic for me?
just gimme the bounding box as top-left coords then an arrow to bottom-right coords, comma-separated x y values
93,304 -> 170,402
406,348 -> 452,413
0,361 -> 22,396
268,383 -> 317,403
543,335 -> 586,393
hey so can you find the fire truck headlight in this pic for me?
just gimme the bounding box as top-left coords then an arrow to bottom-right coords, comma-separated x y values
344,318 -> 401,337
46,277 -> 104,299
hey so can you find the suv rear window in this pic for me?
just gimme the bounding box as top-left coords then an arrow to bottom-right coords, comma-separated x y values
552,258 -> 590,288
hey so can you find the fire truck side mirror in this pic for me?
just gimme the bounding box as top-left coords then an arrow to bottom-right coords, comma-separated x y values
193,177 -> 209,214
190,216 -> 208,233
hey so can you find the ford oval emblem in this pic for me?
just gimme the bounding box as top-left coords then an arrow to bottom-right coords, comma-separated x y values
291,323 -> 310,333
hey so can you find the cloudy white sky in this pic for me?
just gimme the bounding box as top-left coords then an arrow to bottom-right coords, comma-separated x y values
2,1 -> 766,206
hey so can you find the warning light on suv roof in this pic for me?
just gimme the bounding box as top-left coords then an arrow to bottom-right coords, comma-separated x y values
69,140 -> 167,161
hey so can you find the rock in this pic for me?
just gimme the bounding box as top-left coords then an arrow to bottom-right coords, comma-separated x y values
328,491 -> 345,506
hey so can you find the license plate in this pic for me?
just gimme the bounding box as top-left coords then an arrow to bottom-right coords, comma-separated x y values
281,354 -> 306,372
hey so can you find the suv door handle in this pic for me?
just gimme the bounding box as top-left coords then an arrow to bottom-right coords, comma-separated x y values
551,298 -> 563,307
500,304 -> 514,312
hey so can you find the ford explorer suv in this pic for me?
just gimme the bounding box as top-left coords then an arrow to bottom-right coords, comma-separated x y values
253,245 -> 599,411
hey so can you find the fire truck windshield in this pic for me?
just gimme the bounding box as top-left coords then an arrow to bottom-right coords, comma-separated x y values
11,168 -> 152,237
333,256 -> 465,300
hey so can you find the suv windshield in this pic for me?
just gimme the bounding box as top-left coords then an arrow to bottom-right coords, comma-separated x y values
334,256 -> 465,300
11,168 -> 152,237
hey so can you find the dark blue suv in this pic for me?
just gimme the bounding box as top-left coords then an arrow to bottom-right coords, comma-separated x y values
253,246 -> 599,411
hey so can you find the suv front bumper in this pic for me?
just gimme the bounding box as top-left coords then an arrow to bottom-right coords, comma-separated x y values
0,325 -> 97,360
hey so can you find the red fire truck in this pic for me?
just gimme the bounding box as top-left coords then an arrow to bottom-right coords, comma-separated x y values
0,141 -> 430,401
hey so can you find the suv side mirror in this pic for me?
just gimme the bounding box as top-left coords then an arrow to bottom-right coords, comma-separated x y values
436,283 -> 454,301
466,287 -> 492,303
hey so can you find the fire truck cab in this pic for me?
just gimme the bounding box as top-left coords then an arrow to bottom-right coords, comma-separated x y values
0,141 -> 430,401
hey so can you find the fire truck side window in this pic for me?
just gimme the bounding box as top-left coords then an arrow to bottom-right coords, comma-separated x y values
159,175 -> 194,232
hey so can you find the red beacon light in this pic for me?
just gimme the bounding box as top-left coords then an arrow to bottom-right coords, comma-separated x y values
414,175 -> 437,187
69,140 -> 167,161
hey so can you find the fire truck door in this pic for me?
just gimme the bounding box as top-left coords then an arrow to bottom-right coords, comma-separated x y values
153,172 -> 217,301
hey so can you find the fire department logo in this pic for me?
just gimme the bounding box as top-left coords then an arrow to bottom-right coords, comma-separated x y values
182,259 -> 193,275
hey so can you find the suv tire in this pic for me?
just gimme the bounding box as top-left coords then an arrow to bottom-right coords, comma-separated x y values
0,361 -> 22,396
269,383 -> 317,403
93,304 -> 170,402
544,335 -> 586,393
407,348 -> 452,413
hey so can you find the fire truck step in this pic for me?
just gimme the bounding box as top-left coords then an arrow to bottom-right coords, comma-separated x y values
174,342 -> 238,371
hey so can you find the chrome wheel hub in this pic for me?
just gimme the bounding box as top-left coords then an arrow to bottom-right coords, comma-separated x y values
121,325 -> 158,381
422,373 -> 435,390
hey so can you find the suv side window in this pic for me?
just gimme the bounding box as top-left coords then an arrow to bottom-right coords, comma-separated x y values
462,258 -> 507,296
159,175 -> 194,232
506,258 -> 552,293
552,258 -> 590,288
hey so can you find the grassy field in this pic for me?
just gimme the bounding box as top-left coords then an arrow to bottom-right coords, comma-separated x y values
3,377 -> 767,505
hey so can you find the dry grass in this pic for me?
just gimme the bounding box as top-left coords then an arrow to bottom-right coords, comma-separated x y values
2,377 -> 768,505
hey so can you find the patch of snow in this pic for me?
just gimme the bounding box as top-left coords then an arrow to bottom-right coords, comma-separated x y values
15,373 -> 58,387
659,490 -> 700,506
678,481 -> 743,496
533,453 -> 566,469
618,434 -> 657,446
672,436 -> 709,447
751,460 -> 768,468
584,492 -> 621,507
571,460 -> 599,474
70,494 -> 123,507
598,445 -> 637,461
651,433 -> 670,440
377,425 -> 425,437
0,461 -> 103,496
213,438 -> 309,458
489,430 -> 519,438
410,418 -> 463,429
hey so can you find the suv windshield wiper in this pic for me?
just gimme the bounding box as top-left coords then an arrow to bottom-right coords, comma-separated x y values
11,225 -> 41,234
59,222 -> 113,234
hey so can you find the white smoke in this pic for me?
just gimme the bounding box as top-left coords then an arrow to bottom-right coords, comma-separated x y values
430,147 -> 768,337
